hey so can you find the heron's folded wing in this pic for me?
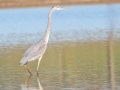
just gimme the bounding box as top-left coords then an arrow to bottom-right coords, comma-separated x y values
23,39 -> 44,57
27,44 -> 47,61
23,45 -> 34,57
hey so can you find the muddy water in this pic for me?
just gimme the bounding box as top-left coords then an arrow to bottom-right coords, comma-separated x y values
0,4 -> 120,90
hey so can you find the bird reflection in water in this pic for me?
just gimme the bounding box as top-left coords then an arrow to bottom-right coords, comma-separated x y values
21,75 -> 43,90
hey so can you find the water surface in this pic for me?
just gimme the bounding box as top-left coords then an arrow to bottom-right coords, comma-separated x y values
0,4 -> 120,90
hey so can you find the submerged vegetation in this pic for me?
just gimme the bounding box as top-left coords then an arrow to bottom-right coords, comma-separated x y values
0,40 -> 120,85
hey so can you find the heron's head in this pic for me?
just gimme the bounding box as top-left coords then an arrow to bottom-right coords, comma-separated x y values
52,6 -> 66,11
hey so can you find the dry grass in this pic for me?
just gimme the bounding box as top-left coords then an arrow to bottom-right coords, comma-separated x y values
0,0 -> 119,8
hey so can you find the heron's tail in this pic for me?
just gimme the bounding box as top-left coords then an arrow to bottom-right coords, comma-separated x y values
19,57 -> 28,66
19,62 -> 25,66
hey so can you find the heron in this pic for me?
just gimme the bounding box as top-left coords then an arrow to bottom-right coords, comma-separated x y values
19,6 -> 66,75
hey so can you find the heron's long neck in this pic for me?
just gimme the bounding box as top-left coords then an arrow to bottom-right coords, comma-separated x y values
43,9 -> 54,43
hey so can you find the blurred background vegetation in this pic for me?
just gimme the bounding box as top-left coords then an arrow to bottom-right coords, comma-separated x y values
0,0 -> 120,8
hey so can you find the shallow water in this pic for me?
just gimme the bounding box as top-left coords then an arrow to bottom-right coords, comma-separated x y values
0,4 -> 120,90
0,42 -> 110,90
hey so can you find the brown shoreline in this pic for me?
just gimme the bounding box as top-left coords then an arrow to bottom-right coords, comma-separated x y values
0,0 -> 120,8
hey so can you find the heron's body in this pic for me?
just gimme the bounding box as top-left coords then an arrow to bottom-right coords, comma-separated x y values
19,6 -> 66,75
20,38 -> 47,66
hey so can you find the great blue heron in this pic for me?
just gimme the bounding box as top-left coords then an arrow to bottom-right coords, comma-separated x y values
20,6 -> 66,75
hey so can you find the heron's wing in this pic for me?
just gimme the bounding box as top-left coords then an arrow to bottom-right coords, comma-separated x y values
23,38 -> 46,57
27,44 -> 47,61
23,45 -> 34,57
20,39 -> 47,66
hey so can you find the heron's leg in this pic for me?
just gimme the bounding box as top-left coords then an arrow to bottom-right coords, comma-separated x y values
37,76 -> 43,90
37,56 -> 42,76
25,75 -> 32,85
24,65 -> 32,75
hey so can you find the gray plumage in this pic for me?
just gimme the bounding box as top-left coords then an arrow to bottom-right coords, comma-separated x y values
19,6 -> 66,75
20,38 -> 47,66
